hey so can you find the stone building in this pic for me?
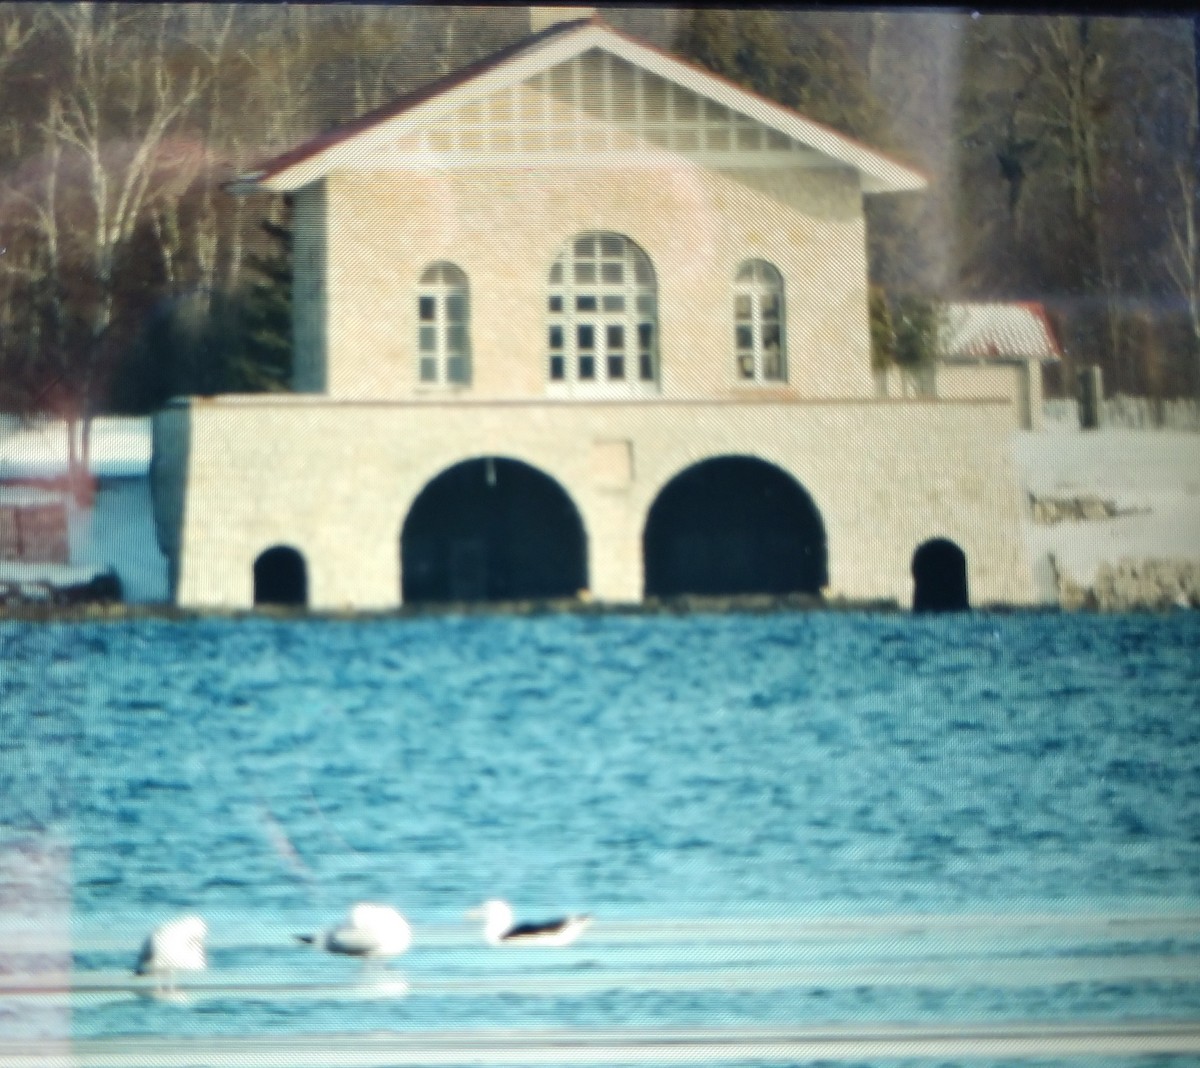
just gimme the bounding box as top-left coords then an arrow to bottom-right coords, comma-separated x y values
152,12 -> 1035,610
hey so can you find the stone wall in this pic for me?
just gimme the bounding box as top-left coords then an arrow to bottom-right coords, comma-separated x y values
154,394 -> 1033,610
1052,556 -> 1200,611
311,160 -> 874,402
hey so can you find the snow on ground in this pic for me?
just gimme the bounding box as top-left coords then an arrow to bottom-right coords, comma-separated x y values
1010,429 -> 1200,592
0,415 -> 151,480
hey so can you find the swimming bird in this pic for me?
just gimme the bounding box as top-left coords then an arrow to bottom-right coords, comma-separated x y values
134,915 -> 207,992
296,902 -> 413,958
468,898 -> 592,946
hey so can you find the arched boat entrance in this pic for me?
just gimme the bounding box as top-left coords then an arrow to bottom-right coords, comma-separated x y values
912,538 -> 970,612
401,457 -> 587,603
643,456 -> 827,598
253,545 -> 308,607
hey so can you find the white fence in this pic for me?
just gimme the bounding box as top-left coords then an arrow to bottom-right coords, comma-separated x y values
1044,395 -> 1200,432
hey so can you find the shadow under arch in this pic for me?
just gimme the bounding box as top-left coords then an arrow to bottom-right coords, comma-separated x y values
643,455 -> 828,598
912,537 -> 970,612
401,456 -> 588,604
253,545 -> 308,607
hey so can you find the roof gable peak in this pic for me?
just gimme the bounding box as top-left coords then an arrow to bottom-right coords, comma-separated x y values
234,19 -> 925,196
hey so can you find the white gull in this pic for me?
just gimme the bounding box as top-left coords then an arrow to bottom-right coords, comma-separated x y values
468,899 -> 592,946
134,915 -> 207,992
296,902 -> 413,958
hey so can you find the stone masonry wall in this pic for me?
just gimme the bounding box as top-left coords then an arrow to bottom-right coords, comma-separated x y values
316,161 -> 874,402
155,395 -> 1032,611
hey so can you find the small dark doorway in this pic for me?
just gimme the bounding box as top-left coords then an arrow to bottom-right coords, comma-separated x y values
912,538 -> 969,612
643,456 -> 827,598
253,545 -> 308,607
401,457 -> 587,604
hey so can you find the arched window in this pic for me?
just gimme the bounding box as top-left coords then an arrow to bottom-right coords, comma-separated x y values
733,260 -> 786,383
417,263 -> 471,386
547,233 -> 658,393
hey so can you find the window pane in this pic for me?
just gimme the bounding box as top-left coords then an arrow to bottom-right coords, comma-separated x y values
735,294 -> 752,319
607,354 -> 625,379
763,324 -> 781,349
576,295 -> 597,312
447,355 -> 469,383
549,295 -> 563,313
419,356 -> 437,382
579,354 -> 595,379
574,235 -> 595,256
575,262 -> 596,284
736,324 -> 754,350
601,262 -> 623,284
736,126 -> 761,150
606,324 -> 625,349
447,293 -> 467,321
599,234 -> 623,256
549,354 -> 565,380
634,259 -> 653,284
674,93 -> 698,120
639,353 -> 654,380
706,128 -> 730,151
761,293 -> 781,319
578,324 -> 594,349
549,262 -> 563,284
638,322 -> 653,348
549,325 -> 563,349
419,296 -> 436,321
419,325 -> 437,352
764,350 -> 783,380
737,354 -> 755,379
636,294 -> 655,315
602,294 -> 625,312
447,324 -> 467,352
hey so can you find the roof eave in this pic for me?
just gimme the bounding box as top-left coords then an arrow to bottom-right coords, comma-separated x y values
237,21 -> 927,195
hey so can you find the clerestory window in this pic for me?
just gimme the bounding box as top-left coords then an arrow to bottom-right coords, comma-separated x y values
547,233 -> 658,394
417,263 -> 471,386
734,259 -> 786,383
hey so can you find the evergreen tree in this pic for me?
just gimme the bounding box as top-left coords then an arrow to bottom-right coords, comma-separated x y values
231,217 -> 292,392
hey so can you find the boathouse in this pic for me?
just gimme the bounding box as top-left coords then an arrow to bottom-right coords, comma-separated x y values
151,11 -> 1035,610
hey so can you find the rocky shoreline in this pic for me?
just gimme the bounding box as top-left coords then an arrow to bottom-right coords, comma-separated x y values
1027,490 -> 1200,611
1050,556 -> 1200,612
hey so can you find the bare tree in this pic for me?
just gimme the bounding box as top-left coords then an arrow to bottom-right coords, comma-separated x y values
39,3 -> 204,496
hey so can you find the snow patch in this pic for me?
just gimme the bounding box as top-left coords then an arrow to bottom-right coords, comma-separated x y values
0,416 -> 152,480
1011,430 -> 1200,591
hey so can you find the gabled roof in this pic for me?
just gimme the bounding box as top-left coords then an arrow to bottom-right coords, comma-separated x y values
231,16 -> 926,195
938,302 -> 1063,364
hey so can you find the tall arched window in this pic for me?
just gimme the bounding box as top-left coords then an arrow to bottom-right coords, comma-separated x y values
417,263 -> 471,386
547,233 -> 658,393
734,260 -> 786,383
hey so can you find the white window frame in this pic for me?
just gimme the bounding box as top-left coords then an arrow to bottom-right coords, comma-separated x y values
547,233 -> 659,397
417,263 -> 471,387
733,259 -> 787,384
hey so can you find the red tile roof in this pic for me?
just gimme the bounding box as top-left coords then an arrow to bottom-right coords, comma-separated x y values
939,302 -> 1063,363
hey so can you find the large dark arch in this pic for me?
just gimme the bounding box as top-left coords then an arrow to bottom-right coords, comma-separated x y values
643,456 -> 827,598
401,457 -> 587,604
912,538 -> 970,612
253,545 -> 308,607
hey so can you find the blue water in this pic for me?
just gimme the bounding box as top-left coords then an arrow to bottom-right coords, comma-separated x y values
2,610 -> 1199,1065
